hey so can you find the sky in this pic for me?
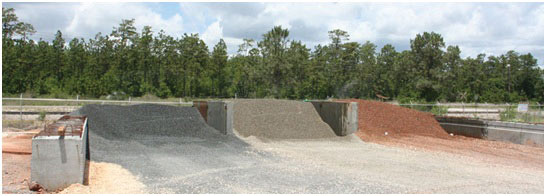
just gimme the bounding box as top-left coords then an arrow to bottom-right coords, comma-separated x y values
3,2 -> 544,66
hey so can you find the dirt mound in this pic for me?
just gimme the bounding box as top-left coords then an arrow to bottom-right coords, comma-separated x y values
232,99 -> 337,140
339,99 -> 448,141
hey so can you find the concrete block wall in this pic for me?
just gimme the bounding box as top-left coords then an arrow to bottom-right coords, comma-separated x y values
193,101 -> 234,135
31,118 -> 89,191
310,101 -> 358,136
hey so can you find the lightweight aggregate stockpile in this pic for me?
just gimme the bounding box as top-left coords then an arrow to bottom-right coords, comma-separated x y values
69,104 -> 398,193
340,99 -> 448,141
232,99 -> 337,140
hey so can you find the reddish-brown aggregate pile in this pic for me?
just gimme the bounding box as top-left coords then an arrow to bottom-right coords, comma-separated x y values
340,99 -> 449,142
338,99 -> 543,170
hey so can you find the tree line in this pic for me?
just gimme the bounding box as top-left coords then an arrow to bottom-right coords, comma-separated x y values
2,8 -> 543,103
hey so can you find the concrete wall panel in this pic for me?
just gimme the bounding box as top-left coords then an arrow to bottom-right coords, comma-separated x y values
206,101 -> 233,135
310,101 -> 358,136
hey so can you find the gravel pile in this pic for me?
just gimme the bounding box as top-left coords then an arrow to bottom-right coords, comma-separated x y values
73,104 -> 227,143
232,99 -> 337,140
338,99 -> 448,141
70,104 -> 254,193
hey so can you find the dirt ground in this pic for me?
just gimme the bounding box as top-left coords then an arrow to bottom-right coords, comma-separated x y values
361,133 -> 544,170
2,129 -> 40,194
2,153 -> 33,194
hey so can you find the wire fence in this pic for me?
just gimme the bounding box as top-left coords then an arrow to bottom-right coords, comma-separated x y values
2,97 -> 544,126
2,96 -> 193,127
394,102 -> 544,124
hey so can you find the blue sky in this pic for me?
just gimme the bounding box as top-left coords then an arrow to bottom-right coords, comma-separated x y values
3,2 -> 544,66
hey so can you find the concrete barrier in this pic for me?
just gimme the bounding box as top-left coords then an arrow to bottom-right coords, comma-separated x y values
310,101 -> 358,136
31,116 -> 89,191
485,121 -> 543,146
435,117 -> 487,139
435,116 -> 543,146
193,101 -> 234,135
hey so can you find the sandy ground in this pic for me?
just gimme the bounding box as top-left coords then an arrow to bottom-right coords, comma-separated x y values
58,162 -> 147,194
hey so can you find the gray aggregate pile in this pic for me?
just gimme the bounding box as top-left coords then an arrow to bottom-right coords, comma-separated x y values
232,99 -> 337,140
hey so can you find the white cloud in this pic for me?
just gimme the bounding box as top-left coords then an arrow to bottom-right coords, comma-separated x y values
7,2 -> 185,41
4,2 -> 544,65
200,20 -> 223,48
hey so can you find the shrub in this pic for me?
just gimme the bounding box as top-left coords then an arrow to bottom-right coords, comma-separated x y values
500,107 -> 517,121
430,105 -> 448,116
37,111 -> 46,121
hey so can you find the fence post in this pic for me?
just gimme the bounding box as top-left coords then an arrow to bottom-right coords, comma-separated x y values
19,93 -> 23,127
461,102 -> 465,118
474,102 -> 480,119
129,97 -> 131,105
77,95 -> 79,106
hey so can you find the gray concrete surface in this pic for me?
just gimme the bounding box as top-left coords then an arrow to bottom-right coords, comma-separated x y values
205,101 -> 234,135
310,101 -> 358,136
30,118 -> 88,191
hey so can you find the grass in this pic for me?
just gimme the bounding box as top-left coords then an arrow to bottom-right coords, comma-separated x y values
2,119 -> 45,129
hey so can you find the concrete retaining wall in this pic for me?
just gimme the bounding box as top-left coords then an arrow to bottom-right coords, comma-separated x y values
435,117 -> 487,139
435,116 -> 543,146
206,101 -> 234,135
310,101 -> 358,136
30,118 -> 89,191
486,121 -> 543,146
193,101 -> 234,135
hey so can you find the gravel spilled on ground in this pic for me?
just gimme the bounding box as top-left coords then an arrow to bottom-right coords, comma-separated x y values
232,99 -> 337,141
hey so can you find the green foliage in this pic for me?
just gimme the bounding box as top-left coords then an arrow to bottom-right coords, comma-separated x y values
1,8 -> 544,104
500,107 -> 517,121
430,106 -> 448,116
37,110 -> 46,121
